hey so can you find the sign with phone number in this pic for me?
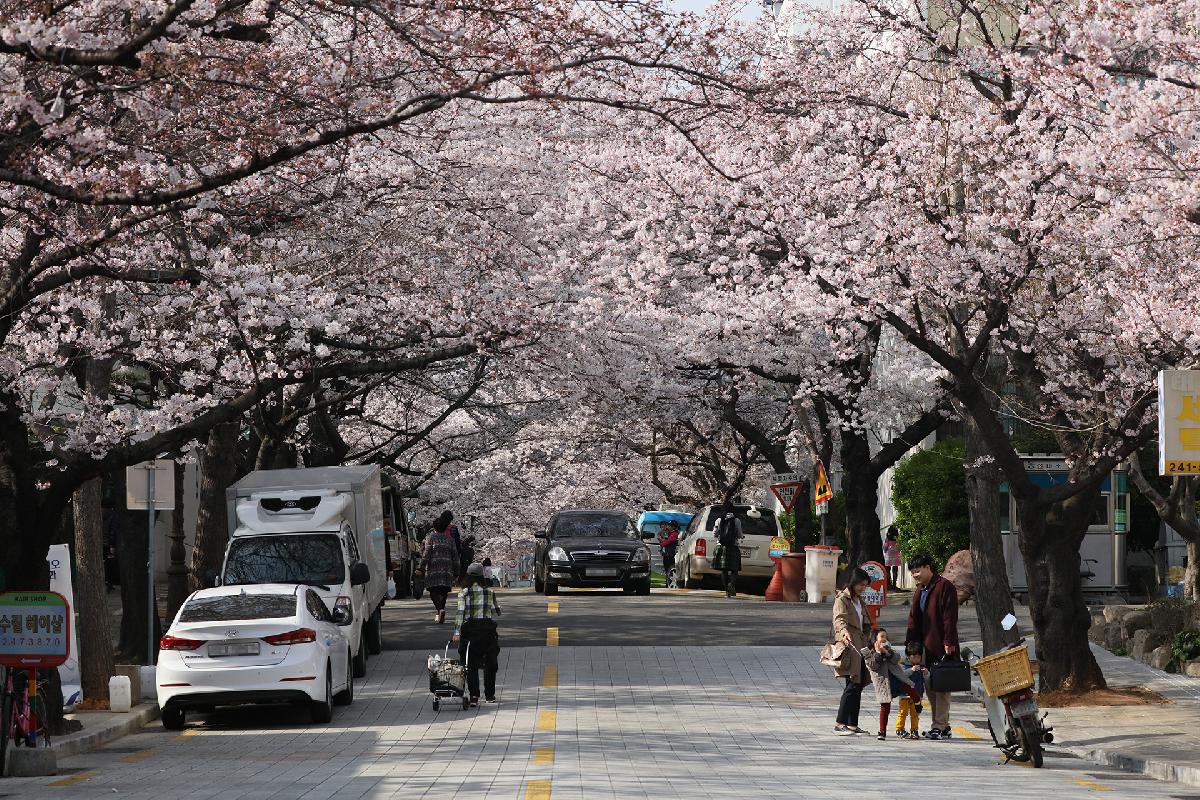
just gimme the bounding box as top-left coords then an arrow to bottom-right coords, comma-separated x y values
1165,460 -> 1200,475
0,591 -> 70,668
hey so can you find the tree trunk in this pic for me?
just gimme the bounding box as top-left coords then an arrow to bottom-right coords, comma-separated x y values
190,422 -> 240,591
166,461 -> 188,622
1187,539 -> 1200,602
963,414 -> 1019,655
1017,490 -> 1106,692
73,478 -> 115,701
840,429 -> 884,566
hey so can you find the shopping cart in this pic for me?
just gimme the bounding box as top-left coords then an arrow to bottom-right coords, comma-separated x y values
427,642 -> 470,712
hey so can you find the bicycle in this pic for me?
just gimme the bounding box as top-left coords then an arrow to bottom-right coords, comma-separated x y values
0,666 -> 51,771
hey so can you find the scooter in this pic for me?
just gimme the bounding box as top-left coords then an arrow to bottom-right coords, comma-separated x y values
969,615 -> 1053,767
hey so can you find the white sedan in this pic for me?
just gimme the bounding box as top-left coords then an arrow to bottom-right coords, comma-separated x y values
157,584 -> 353,729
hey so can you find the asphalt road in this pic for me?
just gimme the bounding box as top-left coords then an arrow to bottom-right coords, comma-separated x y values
381,587 -> 1032,652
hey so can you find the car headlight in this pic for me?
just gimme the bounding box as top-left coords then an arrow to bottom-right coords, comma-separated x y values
548,546 -> 569,561
633,548 -> 650,563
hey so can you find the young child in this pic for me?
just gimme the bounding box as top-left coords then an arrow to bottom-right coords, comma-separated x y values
895,641 -> 926,739
860,628 -> 921,740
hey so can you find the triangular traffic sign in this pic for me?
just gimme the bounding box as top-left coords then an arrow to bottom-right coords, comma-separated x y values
770,481 -> 804,513
814,461 -> 834,504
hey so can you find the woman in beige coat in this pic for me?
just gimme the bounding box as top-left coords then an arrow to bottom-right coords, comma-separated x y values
832,567 -> 872,735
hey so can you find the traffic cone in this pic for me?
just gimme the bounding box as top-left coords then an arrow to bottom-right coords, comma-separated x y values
765,560 -> 785,601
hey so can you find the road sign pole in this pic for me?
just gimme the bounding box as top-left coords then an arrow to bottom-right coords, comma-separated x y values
147,463 -> 155,666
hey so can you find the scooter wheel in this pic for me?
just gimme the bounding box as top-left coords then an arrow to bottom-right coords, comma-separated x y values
432,698 -> 440,711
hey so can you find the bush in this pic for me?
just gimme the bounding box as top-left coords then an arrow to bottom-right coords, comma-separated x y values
1170,629 -> 1200,671
891,437 -> 970,569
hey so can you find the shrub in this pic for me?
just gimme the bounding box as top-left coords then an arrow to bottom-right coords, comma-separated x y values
891,438 -> 970,568
1169,629 -> 1200,671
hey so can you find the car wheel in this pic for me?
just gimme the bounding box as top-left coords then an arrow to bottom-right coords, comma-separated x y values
311,668 -> 334,724
666,568 -> 680,589
636,579 -> 651,596
365,605 -> 383,655
352,636 -> 368,678
544,580 -> 558,596
334,649 -> 355,706
161,706 -> 185,731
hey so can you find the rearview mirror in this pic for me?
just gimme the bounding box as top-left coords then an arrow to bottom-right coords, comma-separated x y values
350,562 -> 371,586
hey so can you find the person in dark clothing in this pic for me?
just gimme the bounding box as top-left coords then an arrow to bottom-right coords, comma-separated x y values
459,535 -> 476,585
658,521 -> 680,582
452,563 -> 502,706
714,509 -> 743,598
905,553 -> 959,740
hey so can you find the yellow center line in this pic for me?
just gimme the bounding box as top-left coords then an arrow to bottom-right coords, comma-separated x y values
172,729 -> 199,743
537,710 -> 556,731
525,779 -> 552,800
542,665 -> 558,688
119,749 -> 155,764
547,601 -> 559,614
951,725 -> 983,741
533,747 -> 555,765
1073,779 -> 1112,792
545,627 -> 559,647
48,771 -> 97,787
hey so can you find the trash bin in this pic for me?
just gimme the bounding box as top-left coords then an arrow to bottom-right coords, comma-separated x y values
778,552 -> 807,602
804,545 -> 842,603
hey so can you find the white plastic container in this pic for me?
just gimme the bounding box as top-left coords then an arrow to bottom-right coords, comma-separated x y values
109,676 -> 132,713
139,666 -> 157,700
804,546 -> 843,603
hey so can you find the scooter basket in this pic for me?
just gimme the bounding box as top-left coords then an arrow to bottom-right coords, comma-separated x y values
974,647 -> 1034,697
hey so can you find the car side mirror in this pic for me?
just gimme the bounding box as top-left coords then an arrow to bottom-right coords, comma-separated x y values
535,531 -> 548,540
350,562 -> 371,586
203,569 -> 220,589
331,607 -> 351,625
640,532 -> 655,540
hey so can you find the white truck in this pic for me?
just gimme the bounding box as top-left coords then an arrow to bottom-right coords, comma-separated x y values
222,466 -> 388,678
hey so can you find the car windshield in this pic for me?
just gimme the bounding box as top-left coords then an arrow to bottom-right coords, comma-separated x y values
551,513 -> 636,539
223,534 -> 345,586
179,594 -> 296,623
706,508 -> 778,537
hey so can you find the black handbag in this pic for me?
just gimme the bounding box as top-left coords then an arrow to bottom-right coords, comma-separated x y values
928,656 -> 971,693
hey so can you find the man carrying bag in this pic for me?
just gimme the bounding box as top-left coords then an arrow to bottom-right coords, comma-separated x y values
905,553 -> 962,740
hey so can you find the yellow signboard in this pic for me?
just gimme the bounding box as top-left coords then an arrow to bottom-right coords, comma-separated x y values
814,461 -> 834,504
1159,370 -> 1200,476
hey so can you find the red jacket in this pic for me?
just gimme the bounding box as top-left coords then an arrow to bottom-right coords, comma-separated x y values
906,574 -> 959,661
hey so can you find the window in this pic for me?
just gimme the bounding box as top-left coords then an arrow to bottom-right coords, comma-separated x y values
345,527 -> 361,563
550,513 -> 637,539
224,534 -> 346,586
306,591 -> 332,622
179,594 -> 296,623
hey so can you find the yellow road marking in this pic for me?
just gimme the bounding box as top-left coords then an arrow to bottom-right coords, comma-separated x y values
542,665 -> 558,688
533,747 -> 555,765
1073,779 -> 1112,792
172,728 -> 199,743
119,749 -> 155,763
49,771 -> 97,787
545,627 -> 559,647
525,779 -> 552,800
537,710 -> 556,731
952,725 -> 983,741
547,601 -> 559,614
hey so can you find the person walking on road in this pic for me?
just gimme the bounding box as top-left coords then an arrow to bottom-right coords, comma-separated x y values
452,563 -> 502,706
832,567 -> 872,735
659,520 -> 681,582
884,527 -> 902,590
714,508 -> 743,598
420,511 -> 460,624
905,553 -> 959,740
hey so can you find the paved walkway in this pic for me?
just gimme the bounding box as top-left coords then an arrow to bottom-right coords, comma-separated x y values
2,642 -> 1189,799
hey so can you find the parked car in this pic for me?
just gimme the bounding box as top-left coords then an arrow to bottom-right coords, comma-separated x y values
534,509 -> 655,596
670,504 -> 781,589
157,584 -> 354,730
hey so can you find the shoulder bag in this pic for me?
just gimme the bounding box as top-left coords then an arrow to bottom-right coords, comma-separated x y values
819,623 -> 849,670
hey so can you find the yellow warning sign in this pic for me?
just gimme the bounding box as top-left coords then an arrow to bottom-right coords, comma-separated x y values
814,461 -> 833,504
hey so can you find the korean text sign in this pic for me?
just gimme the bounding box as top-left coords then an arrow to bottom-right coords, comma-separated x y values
0,591 -> 71,668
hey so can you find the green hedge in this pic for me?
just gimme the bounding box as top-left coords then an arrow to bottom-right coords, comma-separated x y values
891,437 -> 970,569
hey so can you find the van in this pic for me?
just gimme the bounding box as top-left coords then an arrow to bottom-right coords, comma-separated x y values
670,504 -> 782,589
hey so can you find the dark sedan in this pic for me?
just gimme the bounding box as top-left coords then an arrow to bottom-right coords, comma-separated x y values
534,510 -> 655,596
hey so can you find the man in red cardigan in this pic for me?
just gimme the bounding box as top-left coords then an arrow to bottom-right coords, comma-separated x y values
905,553 -> 959,740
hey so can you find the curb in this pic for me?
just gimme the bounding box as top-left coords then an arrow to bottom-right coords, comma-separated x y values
1066,746 -> 1200,789
54,704 -> 159,758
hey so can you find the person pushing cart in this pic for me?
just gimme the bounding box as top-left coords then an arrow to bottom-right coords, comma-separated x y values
451,562 -> 502,706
